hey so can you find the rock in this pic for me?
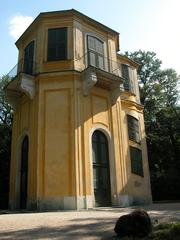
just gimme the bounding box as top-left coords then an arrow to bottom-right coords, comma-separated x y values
114,209 -> 152,238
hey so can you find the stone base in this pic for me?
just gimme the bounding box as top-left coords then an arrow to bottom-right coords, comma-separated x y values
131,196 -> 152,206
9,199 -> 16,210
115,195 -> 133,207
27,200 -> 38,210
114,194 -> 152,207
38,195 -> 94,210
9,194 -> 152,210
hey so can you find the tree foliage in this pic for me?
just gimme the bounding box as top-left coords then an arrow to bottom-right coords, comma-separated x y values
0,75 -> 12,208
126,50 -> 180,200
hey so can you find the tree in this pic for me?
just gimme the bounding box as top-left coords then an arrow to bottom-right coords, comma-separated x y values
0,75 -> 13,209
0,75 -> 13,126
126,50 -> 180,201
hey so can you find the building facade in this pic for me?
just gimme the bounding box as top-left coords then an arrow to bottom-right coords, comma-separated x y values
5,9 -> 152,210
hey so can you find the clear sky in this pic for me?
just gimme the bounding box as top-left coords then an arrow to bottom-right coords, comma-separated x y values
1,0 -> 180,76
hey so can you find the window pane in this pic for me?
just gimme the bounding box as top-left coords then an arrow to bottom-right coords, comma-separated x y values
92,130 -> 111,207
122,64 -> 131,90
87,35 -> 104,69
96,39 -> 104,54
48,29 -> 57,44
98,55 -> 104,70
47,47 -> 56,61
93,168 -> 98,189
130,146 -> 143,176
92,142 -> 98,163
47,28 -> 67,61
89,52 -> 96,66
101,168 -> 108,189
101,143 -> 108,164
57,43 -> 67,60
99,132 -> 106,143
88,36 -> 95,50
23,41 -> 34,75
122,64 -> 129,79
127,115 -> 140,143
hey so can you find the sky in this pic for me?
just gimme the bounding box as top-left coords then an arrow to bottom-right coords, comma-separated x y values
0,0 -> 180,76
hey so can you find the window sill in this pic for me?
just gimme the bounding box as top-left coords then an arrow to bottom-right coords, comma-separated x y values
132,172 -> 144,178
129,139 -> 141,146
42,59 -> 73,71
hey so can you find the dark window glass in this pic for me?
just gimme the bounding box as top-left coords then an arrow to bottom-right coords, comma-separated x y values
20,136 -> 29,209
47,28 -> 67,61
87,36 -> 104,70
127,115 -> 140,143
130,146 -> 144,177
23,41 -> 35,75
122,64 -> 134,92
89,52 -> 96,67
92,130 -> 111,207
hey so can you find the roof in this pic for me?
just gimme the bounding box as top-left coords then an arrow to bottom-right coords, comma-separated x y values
15,9 -> 120,51
117,53 -> 140,69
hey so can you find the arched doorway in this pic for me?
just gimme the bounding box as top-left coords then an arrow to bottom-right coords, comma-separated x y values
92,130 -> 111,207
20,136 -> 29,209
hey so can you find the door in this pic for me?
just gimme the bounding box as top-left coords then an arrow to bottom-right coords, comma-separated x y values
23,40 -> 35,75
20,136 -> 29,209
92,130 -> 111,207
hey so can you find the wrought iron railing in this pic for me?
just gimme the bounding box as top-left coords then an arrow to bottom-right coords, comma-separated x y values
7,53 -> 134,93
75,51 -> 123,78
75,52 -> 137,92
7,59 -> 36,80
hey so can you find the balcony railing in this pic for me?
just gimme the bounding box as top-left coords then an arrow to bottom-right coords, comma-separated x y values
7,53 -> 135,93
76,52 -> 136,93
7,59 -> 36,80
75,51 -> 123,78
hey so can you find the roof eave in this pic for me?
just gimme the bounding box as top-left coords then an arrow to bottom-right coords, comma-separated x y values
15,9 -> 120,51
117,53 -> 140,69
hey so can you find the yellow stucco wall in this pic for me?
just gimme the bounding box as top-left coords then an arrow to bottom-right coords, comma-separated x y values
8,10 -> 152,210
9,94 -> 38,209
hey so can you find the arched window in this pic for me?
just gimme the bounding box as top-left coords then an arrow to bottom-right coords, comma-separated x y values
23,40 -> 35,75
87,35 -> 104,70
20,136 -> 29,209
92,130 -> 111,207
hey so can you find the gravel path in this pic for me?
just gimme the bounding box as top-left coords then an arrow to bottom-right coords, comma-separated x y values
0,203 -> 180,239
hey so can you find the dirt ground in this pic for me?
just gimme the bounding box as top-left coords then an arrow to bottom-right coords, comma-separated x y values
0,203 -> 180,239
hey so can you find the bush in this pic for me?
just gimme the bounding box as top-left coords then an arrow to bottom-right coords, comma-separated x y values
113,222 -> 180,240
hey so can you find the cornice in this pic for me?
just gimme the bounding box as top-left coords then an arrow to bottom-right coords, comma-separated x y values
121,98 -> 144,112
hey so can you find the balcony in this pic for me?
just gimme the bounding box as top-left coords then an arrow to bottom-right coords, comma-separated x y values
75,52 -> 124,103
5,53 -> 135,108
5,59 -> 36,109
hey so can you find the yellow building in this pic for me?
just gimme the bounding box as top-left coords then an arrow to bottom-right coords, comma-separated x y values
5,9 -> 152,210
